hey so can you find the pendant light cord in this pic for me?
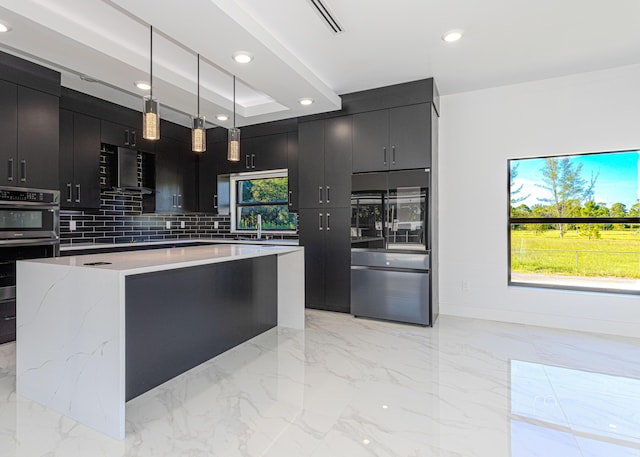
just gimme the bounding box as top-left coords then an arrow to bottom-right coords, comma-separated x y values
233,75 -> 236,129
149,25 -> 153,99
197,54 -> 200,116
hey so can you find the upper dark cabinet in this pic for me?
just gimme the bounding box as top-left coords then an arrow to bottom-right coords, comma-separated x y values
216,133 -> 288,174
0,80 -> 18,187
352,103 -> 430,172
298,116 -> 352,209
155,136 -> 197,212
59,109 -> 101,209
287,131 -> 299,212
100,119 -> 156,152
4,85 -> 59,190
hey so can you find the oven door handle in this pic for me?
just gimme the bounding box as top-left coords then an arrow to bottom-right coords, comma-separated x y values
0,238 -> 59,246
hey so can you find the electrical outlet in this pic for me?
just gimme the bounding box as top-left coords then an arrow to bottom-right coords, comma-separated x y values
69,220 -> 77,232
214,221 -> 219,229
180,221 -> 185,229
165,221 -> 171,229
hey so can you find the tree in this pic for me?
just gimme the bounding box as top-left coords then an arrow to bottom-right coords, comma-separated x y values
610,202 -> 627,230
510,163 -> 530,206
536,157 -> 598,238
578,201 -> 608,240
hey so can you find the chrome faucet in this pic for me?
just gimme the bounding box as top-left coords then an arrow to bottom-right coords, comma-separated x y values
256,214 -> 262,240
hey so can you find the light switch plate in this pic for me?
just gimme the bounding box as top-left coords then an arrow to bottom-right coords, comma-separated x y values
180,221 -> 185,229
165,221 -> 171,229
69,220 -> 77,231
214,221 -> 219,229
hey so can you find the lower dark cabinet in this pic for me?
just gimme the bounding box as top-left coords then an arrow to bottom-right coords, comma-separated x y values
298,207 -> 350,312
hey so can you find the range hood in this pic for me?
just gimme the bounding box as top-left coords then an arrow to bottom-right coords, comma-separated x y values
115,147 -> 152,194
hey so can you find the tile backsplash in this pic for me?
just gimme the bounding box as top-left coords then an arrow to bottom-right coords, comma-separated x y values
60,191 -> 296,245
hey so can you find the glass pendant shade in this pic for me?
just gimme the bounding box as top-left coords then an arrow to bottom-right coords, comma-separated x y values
192,116 -> 206,152
143,96 -> 160,140
228,127 -> 240,161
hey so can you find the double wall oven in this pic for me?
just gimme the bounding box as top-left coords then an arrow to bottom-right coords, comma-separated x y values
0,186 -> 60,344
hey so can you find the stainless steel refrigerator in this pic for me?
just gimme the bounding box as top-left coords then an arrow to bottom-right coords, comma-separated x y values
350,169 -> 432,325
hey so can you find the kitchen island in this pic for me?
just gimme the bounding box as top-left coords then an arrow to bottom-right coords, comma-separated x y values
15,244 -> 304,439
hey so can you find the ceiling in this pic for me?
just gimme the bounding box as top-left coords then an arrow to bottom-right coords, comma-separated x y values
0,0 -> 639,128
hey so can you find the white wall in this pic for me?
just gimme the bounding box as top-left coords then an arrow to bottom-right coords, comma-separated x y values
438,64 -> 640,338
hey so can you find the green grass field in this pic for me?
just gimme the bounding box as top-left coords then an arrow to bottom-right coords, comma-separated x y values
511,228 -> 640,278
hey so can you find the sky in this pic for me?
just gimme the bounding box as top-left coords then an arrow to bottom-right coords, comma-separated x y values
510,150 -> 640,209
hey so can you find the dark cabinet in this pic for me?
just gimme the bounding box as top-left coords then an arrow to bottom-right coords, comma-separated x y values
299,117 -> 352,209
0,80 -> 17,186
155,137 -> 197,212
0,85 -> 59,189
352,103 -> 430,172
298,208 -> 350,312
101,119 -> 156,152
198,141 -> 225,213
298,117 -> 352,312
59,109 -> 101,209
287,132 -> 298,212
215,133 -> 288,174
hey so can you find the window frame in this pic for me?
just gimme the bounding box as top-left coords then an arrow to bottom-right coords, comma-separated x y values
507,150 -> 640,295
230,168 -> 296,235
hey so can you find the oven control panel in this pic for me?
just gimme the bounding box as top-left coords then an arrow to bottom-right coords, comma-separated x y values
0,189 -> 57,204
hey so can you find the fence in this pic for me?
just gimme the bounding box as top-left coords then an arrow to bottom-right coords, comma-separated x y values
511,248 -> 640,278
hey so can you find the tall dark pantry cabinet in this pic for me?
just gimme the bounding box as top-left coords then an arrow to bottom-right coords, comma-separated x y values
297,78 -> 439,323
298,117 -> 352,313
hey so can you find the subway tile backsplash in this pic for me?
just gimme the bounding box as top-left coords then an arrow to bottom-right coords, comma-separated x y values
60,191 -> 296,245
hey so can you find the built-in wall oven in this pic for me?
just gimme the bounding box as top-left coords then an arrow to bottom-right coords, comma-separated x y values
0,186 -> 60,344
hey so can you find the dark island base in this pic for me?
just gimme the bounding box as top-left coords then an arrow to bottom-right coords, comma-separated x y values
125,255 -> 278,400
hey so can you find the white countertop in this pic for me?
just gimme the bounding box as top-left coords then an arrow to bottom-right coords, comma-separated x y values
24,244 -> 302,275
60,237 -> 298,252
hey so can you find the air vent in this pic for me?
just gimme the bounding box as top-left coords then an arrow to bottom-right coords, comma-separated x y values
307,0 -> 343,34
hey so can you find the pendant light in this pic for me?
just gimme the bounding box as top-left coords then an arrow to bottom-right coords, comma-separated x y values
143,25 -> 160,140
227,75 -> 240,162
191,53 -> 206,152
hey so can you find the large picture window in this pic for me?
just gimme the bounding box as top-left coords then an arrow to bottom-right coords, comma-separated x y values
231,169 -> 297,233
508,150 -> 640,293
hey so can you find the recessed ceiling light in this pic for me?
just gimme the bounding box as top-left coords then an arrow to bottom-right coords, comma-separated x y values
442,30 -> 463,43
232,51 -> 253,64
0,22 -> 12,33
299,98 -> 314,106
216,114 -> 229,121
135,81 -> 151,91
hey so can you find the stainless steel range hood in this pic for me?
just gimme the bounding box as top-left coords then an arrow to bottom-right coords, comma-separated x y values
114,147 -> 152,194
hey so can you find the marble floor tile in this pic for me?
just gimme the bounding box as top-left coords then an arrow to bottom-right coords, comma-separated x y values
1,310 -> 640,456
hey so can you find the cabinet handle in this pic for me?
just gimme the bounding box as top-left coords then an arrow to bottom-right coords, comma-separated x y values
288,190 -> 292,207
130,130 -> 137,147
75,184 -> 81,203
20,160 -> 26,182
383,147 -> 387,165
172,194 -> 176,208
7,158 -> 13,182
66,183 -> 72,203
392,146 -> 396,165
178,194 -> 182,209
245,155 -> 250,169
326,212 -> 331,231
213,194 -> 218,209
326,186 -> 330,204
318,212 -> 323,231
319,186 -> 323,204
251,154 -> 256,169
124,129 -> 130,146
